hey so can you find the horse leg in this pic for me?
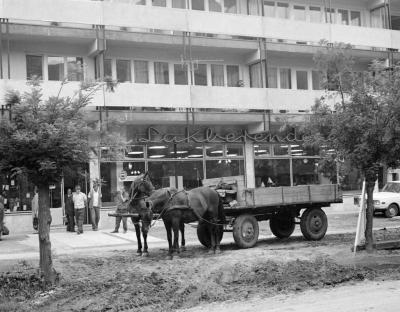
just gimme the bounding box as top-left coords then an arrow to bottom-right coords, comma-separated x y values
164,220 -> 173,260
209,222 -> 217,254
133,220 -> 142,256
171,218 -> 180,255
214,220 -> 222,254
142,222 -> 149,257
180,222 -> 186,252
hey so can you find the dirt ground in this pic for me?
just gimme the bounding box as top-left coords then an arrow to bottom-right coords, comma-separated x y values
2,228 -> 400,312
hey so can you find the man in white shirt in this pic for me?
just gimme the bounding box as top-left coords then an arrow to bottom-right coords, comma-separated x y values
88,183 -> 102,231
73,185 -> 87,234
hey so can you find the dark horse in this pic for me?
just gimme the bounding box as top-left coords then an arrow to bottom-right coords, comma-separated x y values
131,173 -> 225,259
128,173 -> 186,256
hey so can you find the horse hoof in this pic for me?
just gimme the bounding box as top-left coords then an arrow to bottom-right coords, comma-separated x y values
207,249 -> 214,255
215,249 -> 221,254
142,252 -> 149,257
137,251 -> 142,256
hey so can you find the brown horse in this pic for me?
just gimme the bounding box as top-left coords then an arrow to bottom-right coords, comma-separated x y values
128,173 -> 186,256
133,174 -> 225,259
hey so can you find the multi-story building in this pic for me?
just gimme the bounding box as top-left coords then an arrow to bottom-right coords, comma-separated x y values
1,0 -> 399,231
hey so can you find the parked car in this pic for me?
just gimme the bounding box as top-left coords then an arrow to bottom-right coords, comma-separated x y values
354,181 -> 400,218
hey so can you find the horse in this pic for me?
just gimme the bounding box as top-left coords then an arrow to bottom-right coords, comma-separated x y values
132,173 -> 225,259
128,173 -> 186,256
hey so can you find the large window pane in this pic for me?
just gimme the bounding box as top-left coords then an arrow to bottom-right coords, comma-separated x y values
254,159 -> 290,187
248,0 -> 260,15
227,65 -> 239,87
206,144 -> 224,157
276,2 -> 289,19
209,0 -> 222,12
267,67 -> 278,88
172,0 -> 186,8
250,62 -> 263,88
211,64 -> 225,86
122,162 -> 146,177
296,70 -> 308,90
125,145 -> 145,159
273,144 -> 289,156
293,158 -> 319,186
325,8 -> 335,23
350,11 -> 361,26
224,0 -> 237,13
254,144 -> 272,157
104,59 -> 112,78
309,6 -> 322,23
263,1 -> 275,17
279,68 -> 291,89
154,62 -> 169,84
312,70 -> 322,90
67,57 -> 83,81
152,0 -> 166,6
134,60 -> 149,83
226,144 -> 243,156
192,0 -> 204,10
206,159 -> 244,179
174,64 -> 188,85
194,64 -> 207,86
337,9 -> 349,25
26,55 -> 43,80
48,56 -> 65,81
293,5 -> 306,21
116,59 -> 131,82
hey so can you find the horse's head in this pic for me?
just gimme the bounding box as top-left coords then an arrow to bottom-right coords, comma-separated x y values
129,171 -> 155,201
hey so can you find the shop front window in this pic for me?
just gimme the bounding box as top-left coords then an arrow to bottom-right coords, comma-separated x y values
254,159 -> 290,187
100,162 -> 117,203
293,158 -> 319,185
26,55 -> 43,80
254,144 -> 271,157
205,144 -> 224,157
125,145 -> 145,159
122,162 -> 145,177
226,144 -> 243,157
206,159 -> 244,179
273,144 -> 289,156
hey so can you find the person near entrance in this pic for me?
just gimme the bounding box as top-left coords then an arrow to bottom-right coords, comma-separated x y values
111,189 -> 129,233
73,185 -> 87,234
65,188 -> 75,232
88,183 -> 102,231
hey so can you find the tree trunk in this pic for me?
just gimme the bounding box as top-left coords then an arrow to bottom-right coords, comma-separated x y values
365,173 -> 376,253
38,184 -> 58,284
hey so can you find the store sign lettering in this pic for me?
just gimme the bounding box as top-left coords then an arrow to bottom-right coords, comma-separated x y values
137,127 -> 302,143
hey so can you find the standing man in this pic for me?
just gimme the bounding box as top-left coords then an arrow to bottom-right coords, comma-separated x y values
73,185 -> 87,235
111,189 -> 129,233
65,188 -> 75,232
88,183 -> 102,231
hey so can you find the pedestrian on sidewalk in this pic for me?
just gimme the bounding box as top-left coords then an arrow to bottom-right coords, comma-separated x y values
65,188 -> 75,232
111,189 -> 129,234
31,187 -> 39,234
88,182 -> 102,231
73,185 -> 87,235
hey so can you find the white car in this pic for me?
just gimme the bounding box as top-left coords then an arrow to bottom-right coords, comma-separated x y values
355,181 -> 400,218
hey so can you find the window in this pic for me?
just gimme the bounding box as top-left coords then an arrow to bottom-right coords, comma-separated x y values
249,62 -> 264,88
293,5 -> 306,21
224,0 -> 237,13
254,159 -> 290,187
206,159 -> 244,179
104,59 -> 112,78
279,68 -> 291,89
152,0 -> 166,6
293,159 -> 319,185
350,11 -> 361,26
296,70 -> 308,90
191,0 -> 205,10
172,0 -> 186,8
276,2 -> 289,19
209,0 -> 222,12
48,56 -> 65,81
267,67 -> 277,88
67,57 -> 83,81
134,60 -> 149,83
154,62 -> 169,84
325,8 -> 335,23
248,0 -> 260,15
211,64 -> 225,86
227,65 -> 239,87
26,55 -> 42,80
337,9 -> 349,25
174,64 -> 188,85
116,60 -> 131,82
309,6 -> 322,23
312,71 -> 322,90
194,64 -> 207,86
263,1 -> 275,17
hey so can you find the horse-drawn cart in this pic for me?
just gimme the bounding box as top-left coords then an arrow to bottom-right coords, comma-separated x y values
201,175 -> 342,249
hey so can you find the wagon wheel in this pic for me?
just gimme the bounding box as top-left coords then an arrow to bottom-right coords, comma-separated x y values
197,222 -> 223,248
300,208 -> 328,241
233,214 -> 259,248
269,214 -> 295,239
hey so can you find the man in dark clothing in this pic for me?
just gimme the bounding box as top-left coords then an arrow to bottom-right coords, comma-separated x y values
111,190 -> 129,233
65,188 -> 75,232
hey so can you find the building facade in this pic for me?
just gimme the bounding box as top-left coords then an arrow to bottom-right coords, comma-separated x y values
0,0 -> 399,231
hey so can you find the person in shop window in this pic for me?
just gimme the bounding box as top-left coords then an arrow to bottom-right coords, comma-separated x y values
111,189 -> 129,234
88,183 -> 102,231
65,188 -> 75,232
73,185 -> 87,235
31,187 -> 39,234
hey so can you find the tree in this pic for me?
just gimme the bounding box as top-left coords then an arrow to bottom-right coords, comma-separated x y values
0,79 -> 123,284
305,43 -> 400,252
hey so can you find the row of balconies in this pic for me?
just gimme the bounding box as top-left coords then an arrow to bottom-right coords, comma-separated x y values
1,0 -> 400,51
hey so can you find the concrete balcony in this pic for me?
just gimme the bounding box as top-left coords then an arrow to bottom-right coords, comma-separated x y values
0,79 -> 337,113
2,0 -> 400,51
